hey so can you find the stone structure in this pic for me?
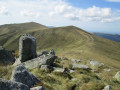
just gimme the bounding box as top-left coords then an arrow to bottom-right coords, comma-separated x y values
0,78 -> 29,90
0,46 -> 15,64
11,65 -> 40,87
19,34 -> 37,62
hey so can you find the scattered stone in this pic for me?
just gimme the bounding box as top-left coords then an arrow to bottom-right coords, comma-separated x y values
61,57 -> 68,60
53,67 -> 65,72
68,69 -> 75,73
72,63 -> 89,69
114,71 -> 120,82
30,86 -> 45,90
11,65 -> 40,87
41,65 -> 53,70
0,78 -> 29,90
19,34 -> 37,63
102,85 -> 111,90
90,60 -> 104,68
0,46 -> 15,64
104,69 -> 111,72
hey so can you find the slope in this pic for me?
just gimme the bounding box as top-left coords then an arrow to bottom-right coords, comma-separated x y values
0,23 -> 120,70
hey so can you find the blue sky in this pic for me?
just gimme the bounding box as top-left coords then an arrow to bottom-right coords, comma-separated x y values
0,0 -> 120,33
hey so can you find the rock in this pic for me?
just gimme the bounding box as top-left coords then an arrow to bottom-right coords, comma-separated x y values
19,34 -> 37,62
0,78 -> 29,90
41,65 -> 53,70
61,57 -> 68,60
68,69 -> 75,73
18,49 -> 57,69
90,60 -> 104,68
53,67 -> 65,72
104,69 -> 111,72
11,65 -> 40,87
30,86 -> 45,90
102,85 -> 111,90
72,63 -> 89,69
37,51 -> 48,57
0,46 -> 15,64
114,71 -> 120,82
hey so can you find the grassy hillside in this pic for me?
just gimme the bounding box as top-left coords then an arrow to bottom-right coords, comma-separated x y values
0,22 -> 120,70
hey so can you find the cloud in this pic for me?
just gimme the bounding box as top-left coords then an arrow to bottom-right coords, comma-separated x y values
106,0 -> 120,2
20,10 -> 41,18
0,6 -> 9,15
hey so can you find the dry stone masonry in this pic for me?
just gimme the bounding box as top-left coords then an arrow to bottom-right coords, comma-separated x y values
19,34 -> 37,62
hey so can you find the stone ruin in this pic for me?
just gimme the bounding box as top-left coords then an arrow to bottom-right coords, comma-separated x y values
19,34 -> 37,62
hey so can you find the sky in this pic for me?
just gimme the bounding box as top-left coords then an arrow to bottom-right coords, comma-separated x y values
0,0 -> 120,33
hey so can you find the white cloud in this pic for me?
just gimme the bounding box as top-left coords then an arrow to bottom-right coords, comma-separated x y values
20,10 -> 41,18
0,6 -> 8,15
106,0 -> 120,2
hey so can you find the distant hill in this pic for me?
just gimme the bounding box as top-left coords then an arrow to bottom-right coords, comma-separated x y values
0,22 -> 120,70
93,32 -> 120,42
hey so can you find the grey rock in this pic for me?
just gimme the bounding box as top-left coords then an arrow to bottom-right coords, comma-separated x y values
11,65 -> 40,87
37,51 -> 48,57
104,69 -> 111,72
41,65 -> 53,70
68,69 -> 75,73
114,71 -> 120,82
72,63 -> 89,69
30,86 -> 45,90
19,34 -> 37,62
0,46 -> 15,64
53,67 -> 65,72
0,78 -> 29,90
19,50 -> 57,69
90,60 -> 104,67
102,85 -> 111,90
61,57 -> 68,60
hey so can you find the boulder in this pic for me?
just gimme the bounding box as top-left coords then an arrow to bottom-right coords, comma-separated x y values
72,63 -> 89,69
114,71 -> 120,82
0,78 -> 29,90
30,86 -> 45,90
11,65 -> 40,87
71,59 -> 82,63
0,46 -> 15,64
19,34 -> 37,62
41,65 -> 53,70
90,60 -> 104,68
37,51 -> 48,57
53,67 -> 65,72
102,85 -> 111,90
19,50 -> 57,69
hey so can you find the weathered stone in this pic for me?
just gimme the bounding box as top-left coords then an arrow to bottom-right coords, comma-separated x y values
72,63 -> 89,69
114,71 -> 120,82
53,67 -> 65,72
30,86 -> 45,90
19,34 -> 37,62
0,78 -> 29,90
102,85 -> 111,90
37,51 -> 48,57
90,60 -> 104,68
71,59 -> 82,63
19,50 -> 57,69
11,65 -> 40,87
41,65 -> 53,70
104,69 -> 111,72
0,46 -> 15,64
68,69 -> 75,73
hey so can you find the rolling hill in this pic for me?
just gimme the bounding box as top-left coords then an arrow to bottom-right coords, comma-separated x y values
93,32 -> 120,42
0,22 -> 120,70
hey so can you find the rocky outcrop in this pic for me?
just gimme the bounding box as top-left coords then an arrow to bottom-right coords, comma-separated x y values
11,65 -> 40,87
114,71 -> 120,82
41,65 -> 54,70
102,85 -> 111,90
72,63 -> 89,69
19,34 -> 37,62
90,60 -> 104,68
19,49 -> 57,69
30,86 -> 45,90
0,78 -> 29,90
0,46 -> 15,64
